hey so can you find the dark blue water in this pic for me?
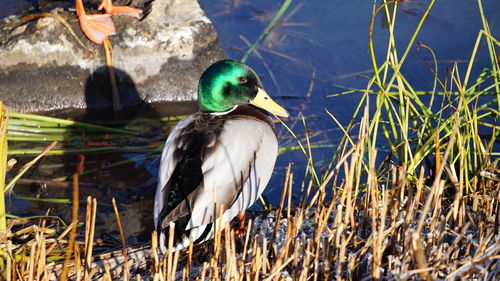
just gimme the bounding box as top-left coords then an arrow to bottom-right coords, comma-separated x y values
0,0 -> 31,18
4,0 -> 499,243
0,0 -> 73,18
198,0 -> 500,199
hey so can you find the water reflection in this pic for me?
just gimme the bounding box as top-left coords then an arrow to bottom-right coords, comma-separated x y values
7,66 -> 166,246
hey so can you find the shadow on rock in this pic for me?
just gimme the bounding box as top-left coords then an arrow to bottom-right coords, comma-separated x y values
84,66 -> 160,121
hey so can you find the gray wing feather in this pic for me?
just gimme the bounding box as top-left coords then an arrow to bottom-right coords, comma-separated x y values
186,118 -> 277,229
153,115 -> 195,231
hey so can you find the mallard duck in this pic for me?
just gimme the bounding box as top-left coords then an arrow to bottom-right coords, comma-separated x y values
154,60 -> 289,252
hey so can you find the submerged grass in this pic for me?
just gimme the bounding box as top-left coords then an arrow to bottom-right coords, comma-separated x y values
5,112 -> 186,156
0,0 -> 499,280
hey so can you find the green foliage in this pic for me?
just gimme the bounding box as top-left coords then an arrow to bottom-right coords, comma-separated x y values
325,0 -> 499,193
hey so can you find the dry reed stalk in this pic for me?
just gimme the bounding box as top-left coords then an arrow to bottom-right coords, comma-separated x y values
45,220 -> 76,257
36,220 -> 46,281
103,263 -> 112,281
199,262 -> 208,281
232,231 -> 241,278
223,225 -> 231,279
5,240 -> 12,281
171,247 -> 180,281
186,241 -> 193,279
60,173 -> 80,281
261,237 -> 268,275
281,219 -> 295,262
27,240 -> 35,281
151,231 -> 159,276
166,222 -> 175,281
299,179 -> 313,210
102,38 -> 121,112
12,225 -> 55,238
83,197 -> 97,279
300,242 -> 311,280
477,231 -> 495,258
411,233 -> 430,280
269,164 -> 291,260
20,249 -> 26,278
111,198 -> 128,281
181,268 -> 187,281
286,173 -> 293,221
74,245 -> 82,281
264,256 -> 294,281
227,226 -> 239,279
251,238 -> 261,279
5,141 -> 57,193
242,219 -> 252,264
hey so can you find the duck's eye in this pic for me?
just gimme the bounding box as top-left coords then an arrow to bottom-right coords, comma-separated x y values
237,76 -> 247,84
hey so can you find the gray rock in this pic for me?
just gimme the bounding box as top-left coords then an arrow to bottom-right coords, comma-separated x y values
0,0 -> 224,113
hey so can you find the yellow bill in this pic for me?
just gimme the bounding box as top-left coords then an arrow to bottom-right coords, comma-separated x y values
250,88 -> 289,118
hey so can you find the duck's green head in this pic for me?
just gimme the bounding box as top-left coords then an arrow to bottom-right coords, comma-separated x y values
198,60 -> 289,117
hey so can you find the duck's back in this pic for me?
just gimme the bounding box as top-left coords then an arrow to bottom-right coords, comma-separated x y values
154,105 -> 278,250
